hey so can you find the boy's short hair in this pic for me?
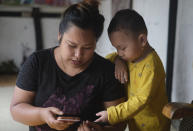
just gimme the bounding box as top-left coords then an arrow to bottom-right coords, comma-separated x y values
108,9 -> 147,36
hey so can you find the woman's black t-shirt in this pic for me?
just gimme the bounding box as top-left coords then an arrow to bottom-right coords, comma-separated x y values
16,47 -> 125,131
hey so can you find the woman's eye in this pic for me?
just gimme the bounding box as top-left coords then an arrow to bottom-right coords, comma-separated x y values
69,44 -> 76,48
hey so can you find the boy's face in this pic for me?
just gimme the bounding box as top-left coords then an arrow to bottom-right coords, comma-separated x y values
109,31 -> 147,62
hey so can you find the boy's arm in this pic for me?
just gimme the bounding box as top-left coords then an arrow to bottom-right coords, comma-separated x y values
107,65 -> 162,125
102,98 -> 127,131
105,52 -> 118,63
77,98 -> 127,131
106,53 -> 129,84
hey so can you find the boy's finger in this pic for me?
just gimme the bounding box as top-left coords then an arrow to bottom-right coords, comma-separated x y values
94,117 -> 103,122
96,112 -> 102,116
117,72 -> 121,82
120,72 -> 125,84
115,71 -> 118,79
124,72 -> 128,82
95,112 -> 104,122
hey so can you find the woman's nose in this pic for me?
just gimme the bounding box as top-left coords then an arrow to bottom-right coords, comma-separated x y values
75,49 -> 83,59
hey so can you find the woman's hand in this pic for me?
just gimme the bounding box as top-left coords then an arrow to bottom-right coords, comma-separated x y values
114,56 -> 128,84
40,107 -> 74,130
95,111 -> 108,123
78,121 -> 103,131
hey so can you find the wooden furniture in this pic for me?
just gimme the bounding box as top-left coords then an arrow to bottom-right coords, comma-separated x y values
162,101 -> 193,131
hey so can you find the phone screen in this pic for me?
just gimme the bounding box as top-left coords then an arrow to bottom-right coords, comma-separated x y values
57,116 -> 81,122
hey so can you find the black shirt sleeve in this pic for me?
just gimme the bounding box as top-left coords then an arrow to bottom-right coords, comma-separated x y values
102,64 -> 126,102
16,53 -> 39,91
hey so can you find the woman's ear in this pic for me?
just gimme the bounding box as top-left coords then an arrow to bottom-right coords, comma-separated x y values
138,34 -> 147,47
58,33 -> 62,44
58,33 -> 61,41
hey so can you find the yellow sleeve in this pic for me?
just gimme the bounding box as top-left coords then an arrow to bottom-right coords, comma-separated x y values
105,52 -> 118,63
107,64 -> 161,125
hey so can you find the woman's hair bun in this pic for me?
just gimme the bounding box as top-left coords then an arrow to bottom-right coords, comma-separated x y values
83,0 -> 100,9
59,0 -> 104,41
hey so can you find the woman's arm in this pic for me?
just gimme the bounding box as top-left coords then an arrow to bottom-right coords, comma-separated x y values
10,86 -> 73,130
10,86 -> 43,126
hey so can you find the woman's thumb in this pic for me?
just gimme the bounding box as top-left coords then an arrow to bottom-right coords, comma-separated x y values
50,107 -> 63,115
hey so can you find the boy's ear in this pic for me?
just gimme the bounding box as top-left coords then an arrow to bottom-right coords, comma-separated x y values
138,34 -> 147,47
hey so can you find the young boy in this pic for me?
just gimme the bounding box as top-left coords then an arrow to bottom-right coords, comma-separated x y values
95,9 -> 170,131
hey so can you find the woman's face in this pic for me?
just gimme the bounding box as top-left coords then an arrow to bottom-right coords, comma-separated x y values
58,25 -> 96,69
109,31 -> 146,62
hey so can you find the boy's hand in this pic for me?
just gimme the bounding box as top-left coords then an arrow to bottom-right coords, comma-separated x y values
114,56 -> 128,84
95,111 -> 108,123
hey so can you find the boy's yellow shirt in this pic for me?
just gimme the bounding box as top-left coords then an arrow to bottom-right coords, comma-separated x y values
106,51 -> 170,131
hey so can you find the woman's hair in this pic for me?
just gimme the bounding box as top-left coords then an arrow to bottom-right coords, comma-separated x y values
108,9 -> 147,36
59,0 -> 104,41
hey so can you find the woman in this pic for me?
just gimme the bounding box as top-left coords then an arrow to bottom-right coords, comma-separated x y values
10,0 -> 125,131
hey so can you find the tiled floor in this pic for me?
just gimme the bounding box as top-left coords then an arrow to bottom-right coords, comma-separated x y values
0,86 -> 28,131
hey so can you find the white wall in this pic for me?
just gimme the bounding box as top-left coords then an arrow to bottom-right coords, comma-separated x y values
0,17 -> 62,68
0,0 -> 171,71
0,17 -> 36,67
0,1 -> 114,68
41,0 -> 115,57
41,18 -> 60,49
42,0 -> 116,57
95,0 -> 116,57
42,0 -> 115,56
172,0 -> 193,103
0,6 -> 63,68
0,86 -> 28,131
132,0 -> 169,69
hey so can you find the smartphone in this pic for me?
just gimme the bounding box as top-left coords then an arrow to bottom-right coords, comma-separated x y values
57,116 -> 81,122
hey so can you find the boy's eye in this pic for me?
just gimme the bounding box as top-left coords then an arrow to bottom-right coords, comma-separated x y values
84,47 -> 93,50
121,47 -> 126,50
